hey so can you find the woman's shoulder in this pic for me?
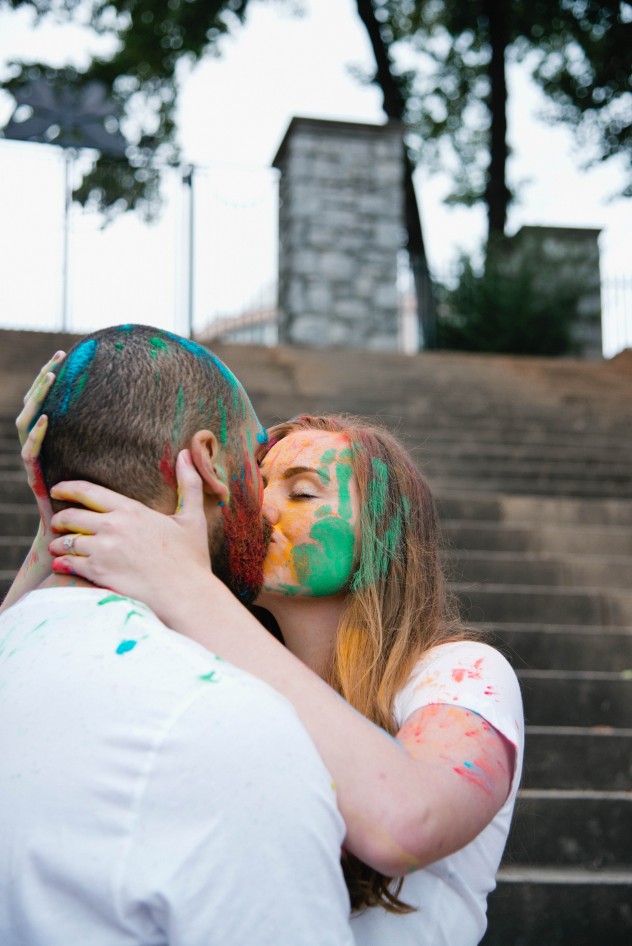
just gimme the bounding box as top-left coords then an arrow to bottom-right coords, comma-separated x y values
394,637 -> 524,744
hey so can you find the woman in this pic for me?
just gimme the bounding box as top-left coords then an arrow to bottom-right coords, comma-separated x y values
6,356 -> 524,946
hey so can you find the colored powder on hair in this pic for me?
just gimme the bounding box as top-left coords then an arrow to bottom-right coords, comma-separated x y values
218,394 -> 228,445
149,336 -> 169,358
58,339 -> 98,415
336,462 -> 353,521
368,458 -> 389,518
172,386 -> 185,444
159,443 -> 177,488
115,342 -> 124,352
256,428 -> 268,445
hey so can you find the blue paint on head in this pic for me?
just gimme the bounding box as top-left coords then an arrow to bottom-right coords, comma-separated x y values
58,339 -> 98,415
257,428 -> 269,445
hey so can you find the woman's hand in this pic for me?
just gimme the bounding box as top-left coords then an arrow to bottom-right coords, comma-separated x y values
48,450 -> 213,624
0,352 -> 69,612
16,351 -> 65,535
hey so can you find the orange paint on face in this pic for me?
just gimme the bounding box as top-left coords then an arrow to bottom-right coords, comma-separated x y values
258,431 -> 359,598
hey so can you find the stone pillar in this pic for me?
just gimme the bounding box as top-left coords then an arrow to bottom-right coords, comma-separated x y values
272,117 -> 405,350
509,226 -> 603,358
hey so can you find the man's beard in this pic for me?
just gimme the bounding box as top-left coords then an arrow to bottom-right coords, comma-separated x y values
210,477 -> 272,606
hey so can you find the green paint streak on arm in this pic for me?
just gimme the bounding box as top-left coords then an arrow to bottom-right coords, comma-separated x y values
336,462 -> 353,521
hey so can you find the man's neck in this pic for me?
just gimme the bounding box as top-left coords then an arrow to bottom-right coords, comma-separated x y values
38,573 -> 98,592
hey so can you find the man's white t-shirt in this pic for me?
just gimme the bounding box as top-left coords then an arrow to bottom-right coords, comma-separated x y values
350,640 -> 524,946
0,588 -> 354,946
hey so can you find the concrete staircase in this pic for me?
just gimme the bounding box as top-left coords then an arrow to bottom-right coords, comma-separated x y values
1,329 -> 631,944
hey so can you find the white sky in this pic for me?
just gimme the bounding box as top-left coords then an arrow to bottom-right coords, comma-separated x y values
0,0 -> 629,354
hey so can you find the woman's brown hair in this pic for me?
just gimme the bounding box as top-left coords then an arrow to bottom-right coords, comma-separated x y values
261,414 -> 472,914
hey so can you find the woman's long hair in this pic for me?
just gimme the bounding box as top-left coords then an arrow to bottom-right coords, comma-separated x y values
262,414 -> 473,914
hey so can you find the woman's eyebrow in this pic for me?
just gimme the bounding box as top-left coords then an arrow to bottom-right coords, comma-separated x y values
283,466 -> 330,483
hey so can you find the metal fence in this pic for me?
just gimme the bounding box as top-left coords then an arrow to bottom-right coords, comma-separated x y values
1,140 -> 630,357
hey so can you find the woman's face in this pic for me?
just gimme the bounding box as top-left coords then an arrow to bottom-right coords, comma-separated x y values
259,430 -> 360,597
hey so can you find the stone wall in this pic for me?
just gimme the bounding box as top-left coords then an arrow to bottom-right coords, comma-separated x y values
272,117 -> 405,350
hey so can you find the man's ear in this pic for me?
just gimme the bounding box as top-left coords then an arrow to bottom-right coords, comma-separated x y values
189,430 -> 230,505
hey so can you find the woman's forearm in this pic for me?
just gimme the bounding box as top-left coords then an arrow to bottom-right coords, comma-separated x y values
159,569 -> 436,876
0,528 -> 52,613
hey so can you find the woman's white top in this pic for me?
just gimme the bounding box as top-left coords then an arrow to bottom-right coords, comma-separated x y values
350,640 -> 524,946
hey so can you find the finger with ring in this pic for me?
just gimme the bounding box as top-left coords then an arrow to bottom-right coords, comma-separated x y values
62,534 -> 77,554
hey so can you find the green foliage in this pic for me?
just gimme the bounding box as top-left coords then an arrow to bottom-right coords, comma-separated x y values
370,1 -> 631,209
436,250 -> 581,356
2,0 -> 257,217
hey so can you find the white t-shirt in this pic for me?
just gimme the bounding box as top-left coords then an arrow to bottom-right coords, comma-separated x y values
350,640 -> 524,946
0,587 -> 354,946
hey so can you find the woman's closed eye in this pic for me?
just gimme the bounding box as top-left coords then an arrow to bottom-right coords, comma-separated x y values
290,491 -> 319,500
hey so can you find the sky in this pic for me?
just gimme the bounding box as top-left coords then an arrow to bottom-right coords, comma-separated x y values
0,0 -> 629,354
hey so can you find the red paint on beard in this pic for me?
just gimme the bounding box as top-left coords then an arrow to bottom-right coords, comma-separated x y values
159,444 -> 177,488
216,477 -> 271,605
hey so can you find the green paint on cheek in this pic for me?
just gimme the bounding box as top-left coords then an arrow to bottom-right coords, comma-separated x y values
336,463 -> 353,520
315,504 -> 332,519
291,517 -> 355,596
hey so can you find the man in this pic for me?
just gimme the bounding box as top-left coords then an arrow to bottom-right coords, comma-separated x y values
0,325 -> 353,945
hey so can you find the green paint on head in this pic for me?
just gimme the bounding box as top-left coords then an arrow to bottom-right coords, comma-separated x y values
149,336 -> 169,359
115,342 -> 124,352
315,504 -> 333,519
172,385 -> 185,444
336,462 -> 353,521
218,394 -> 227,445
317,466 -> 331,484
320,449 -> 337,464
291,516 -> 355,596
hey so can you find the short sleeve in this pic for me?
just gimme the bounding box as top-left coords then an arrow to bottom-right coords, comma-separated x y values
122,681 -> 354,946
394,641 -> 524,762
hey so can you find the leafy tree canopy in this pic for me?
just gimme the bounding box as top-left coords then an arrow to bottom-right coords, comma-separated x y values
372,0 -> 631,213
1,0 -> 277,217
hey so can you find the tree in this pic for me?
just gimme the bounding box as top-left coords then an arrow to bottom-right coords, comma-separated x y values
368,0 -> 630,244
1,0 -> 258,218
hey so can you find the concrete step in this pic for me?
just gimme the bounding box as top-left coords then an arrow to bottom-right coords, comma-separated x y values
506,789 -> 632,869
482,866 -> 632,946
433,475 -> 632,498
487,624 -> 632,672
423,454 -> 632,480
523,727 -> 632,792
519,670 -> 632,727
455,584 -> 632,627
445,550 -> 632,590
444,521 -> 632,556
0,503 -> 38,535
436,492 -> 632,528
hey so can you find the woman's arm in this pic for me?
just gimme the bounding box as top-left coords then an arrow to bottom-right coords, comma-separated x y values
47,452 -> 516,877
1,353 -> 65,612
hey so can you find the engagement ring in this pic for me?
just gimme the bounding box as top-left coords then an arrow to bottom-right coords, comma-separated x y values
62,535 -> 76,554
